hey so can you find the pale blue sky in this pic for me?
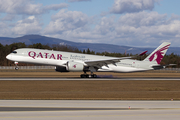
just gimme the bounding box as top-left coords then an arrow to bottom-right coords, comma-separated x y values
0,0 -> 180,47
154,0 -> 180,15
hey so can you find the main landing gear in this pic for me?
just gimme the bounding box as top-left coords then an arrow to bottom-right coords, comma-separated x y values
80,72 -> 97,78
14,62 -> 19,70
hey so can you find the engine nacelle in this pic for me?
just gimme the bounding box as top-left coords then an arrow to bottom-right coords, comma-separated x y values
67,61 -> 84,72
55,66 -> 69,72
55,61 -> 84,72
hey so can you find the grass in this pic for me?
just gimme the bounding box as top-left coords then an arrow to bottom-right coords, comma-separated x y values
0,71 -> 180,100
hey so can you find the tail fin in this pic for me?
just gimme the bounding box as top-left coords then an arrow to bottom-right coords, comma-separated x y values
143,42 -> 171,64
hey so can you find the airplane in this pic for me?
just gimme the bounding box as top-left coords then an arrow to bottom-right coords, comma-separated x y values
6,42 -> 171,78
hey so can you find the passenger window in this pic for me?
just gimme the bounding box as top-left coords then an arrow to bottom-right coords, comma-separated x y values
12,51 -> 17,54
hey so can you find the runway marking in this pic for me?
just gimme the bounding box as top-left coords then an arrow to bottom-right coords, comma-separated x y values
1,107 -> 180,112
1,100 -> 180,119
0,78 -> 180,81
1,113 -> 180,119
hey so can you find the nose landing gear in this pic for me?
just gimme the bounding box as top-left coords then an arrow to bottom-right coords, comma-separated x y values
14,62 -> 19,70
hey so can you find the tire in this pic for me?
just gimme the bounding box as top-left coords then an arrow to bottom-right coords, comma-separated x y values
15,67 -> 19,70
93,74 -> 97,78
85,74 -> 89,78
80,74 -> 85,78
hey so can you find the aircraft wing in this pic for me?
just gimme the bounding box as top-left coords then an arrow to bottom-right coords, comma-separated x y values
84,50 -> 148,67
84,57 -> 131,67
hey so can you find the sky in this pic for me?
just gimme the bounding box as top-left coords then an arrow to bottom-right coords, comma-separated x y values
0,0 -> 180,47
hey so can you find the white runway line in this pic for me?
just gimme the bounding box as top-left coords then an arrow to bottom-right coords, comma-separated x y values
0,100 -> 180,120
0,78 -> 180,80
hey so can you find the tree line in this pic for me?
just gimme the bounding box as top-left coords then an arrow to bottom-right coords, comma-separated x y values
1,42 -> 180,67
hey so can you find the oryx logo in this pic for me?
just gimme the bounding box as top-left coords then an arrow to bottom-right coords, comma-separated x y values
149,44 -> 170,64
73,64 -> 77,68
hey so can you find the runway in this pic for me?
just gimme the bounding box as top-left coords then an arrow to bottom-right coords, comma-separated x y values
0,100 -> 180,120
0,77 -> 180,80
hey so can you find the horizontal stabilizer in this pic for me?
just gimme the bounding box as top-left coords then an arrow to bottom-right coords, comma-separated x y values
139,51 -> 148,56
151,64 -> 176,70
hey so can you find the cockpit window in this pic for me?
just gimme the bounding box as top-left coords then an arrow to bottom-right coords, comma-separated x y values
12,51 -> 17,54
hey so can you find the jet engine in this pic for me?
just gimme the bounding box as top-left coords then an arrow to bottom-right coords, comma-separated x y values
66,61 -> 84,72
55,66 -> 69,72
55,61 -> 84,72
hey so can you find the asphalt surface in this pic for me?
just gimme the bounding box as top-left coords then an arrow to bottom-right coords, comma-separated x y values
0,77 -> 180,80
0,77 -> 180,119
0,100 -> 180,120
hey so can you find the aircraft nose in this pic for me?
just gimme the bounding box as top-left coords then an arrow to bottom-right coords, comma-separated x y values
6,54 -> 12,60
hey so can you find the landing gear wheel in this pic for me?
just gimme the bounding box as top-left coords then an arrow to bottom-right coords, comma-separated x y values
80,74 -> 89,78
14,62 -> 19,70
80,74 -> 97,78
80,71 -> 97,78
80,74 -> 84,78
90,74 -> 97,78
92,74 -> 97,78
80,74 -> 85,78
80,74 -> 91,78
86,74 -> 89,78
15,67 -> 19,70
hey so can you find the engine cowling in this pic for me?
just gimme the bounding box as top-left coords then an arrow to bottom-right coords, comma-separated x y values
55,61 -> 84,72
55,66 -> 69,72
66,61 -> 84,72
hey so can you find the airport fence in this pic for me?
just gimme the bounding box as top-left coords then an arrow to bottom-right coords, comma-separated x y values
155,68 -> 180,73
0,66 -> 55,72
0,66 -> 55,69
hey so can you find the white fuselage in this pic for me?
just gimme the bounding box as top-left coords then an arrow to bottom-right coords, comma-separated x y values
6,48 -> 155,72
